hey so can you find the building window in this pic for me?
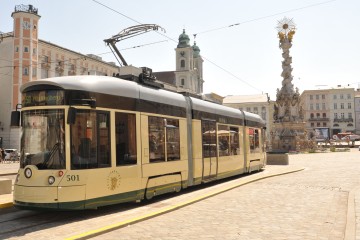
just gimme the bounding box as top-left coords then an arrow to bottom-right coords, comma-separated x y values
334,113 -> 338,119
15,46 -> 19,52
322,113 -> 326,118
341,113 -> 344,119
333,95 -> 337,100
261,112 -> 266,120
323,122 -> 327,127
310,95 -> 313,100
311,122 -> 314,127
316,113 -> 320,118
32,67 -> 37,77
348,103 -> 351,109
317,122 -> 321,127
322,94 -> 325,99
246,107 -> 251,112
41,68 -> 48,78
316,103 -> 319,110
348,113 -> 352,119
310,113 -> 314,119
316,95 -> 319,100
181,78 -> 184,86
322,103 -> 325,110
341,103 -> 344,109
33,48 -> 37,55
334,103 -> 337,109
347,94 -> 351,99
24,46 -> 29,52
340,94 -> 344,99
310,104 -> 313,110
180,60 -> 185,68
253,107 -> 258,114
23,67 -> 28,75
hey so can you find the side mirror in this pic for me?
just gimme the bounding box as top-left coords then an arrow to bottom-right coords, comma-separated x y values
10,111 -> 21,127
67,107 -> 77,125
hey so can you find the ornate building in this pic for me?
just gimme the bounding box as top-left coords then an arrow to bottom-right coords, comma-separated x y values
154,29 -> 204,95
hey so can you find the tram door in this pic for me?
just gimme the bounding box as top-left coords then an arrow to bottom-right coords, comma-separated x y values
201,120 -> 218,180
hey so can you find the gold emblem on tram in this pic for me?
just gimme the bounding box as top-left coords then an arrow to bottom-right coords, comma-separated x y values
107,170 -> 121,190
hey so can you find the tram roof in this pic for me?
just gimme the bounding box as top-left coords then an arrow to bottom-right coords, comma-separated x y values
191,97 -> 264,125
21,76 -> 265,126
21,75 -> 187,108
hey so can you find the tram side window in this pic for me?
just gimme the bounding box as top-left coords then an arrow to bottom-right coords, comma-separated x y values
115,112 -> 137,165
148,116 -> 180,162
202,121 -> 217,158
218,125 -> 230,157
71,110 -> 111,169
165,119 -> 180,161
249,128 -> 260,153
230,127 -> 240,155
149,116 -> 165,162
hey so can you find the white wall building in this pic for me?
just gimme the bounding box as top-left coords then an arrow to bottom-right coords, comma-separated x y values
300,86 -> 356,136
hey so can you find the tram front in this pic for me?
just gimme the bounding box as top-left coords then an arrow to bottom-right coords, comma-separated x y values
12,85 -> 86,210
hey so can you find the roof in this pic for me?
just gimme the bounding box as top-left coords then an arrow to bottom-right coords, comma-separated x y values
223,94 -> 269,104
153,71 -> 176,85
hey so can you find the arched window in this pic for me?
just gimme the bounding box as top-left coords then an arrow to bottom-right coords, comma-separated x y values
347,123 -> 353,127
310,113 -> 314,119
180,60 -> 185,68
333,124 -> 339,127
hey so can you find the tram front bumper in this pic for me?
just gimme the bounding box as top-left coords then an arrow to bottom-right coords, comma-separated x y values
13,185 -> 86,210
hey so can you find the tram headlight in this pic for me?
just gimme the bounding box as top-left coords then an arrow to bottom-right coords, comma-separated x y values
24,168 -> 32,178
48,176 -> 56,185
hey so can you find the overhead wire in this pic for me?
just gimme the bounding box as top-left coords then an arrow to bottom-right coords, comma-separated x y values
193,0 -> 337,36
90,0 -> 337,94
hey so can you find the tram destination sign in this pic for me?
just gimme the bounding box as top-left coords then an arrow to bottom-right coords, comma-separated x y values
22,90 -> 64,107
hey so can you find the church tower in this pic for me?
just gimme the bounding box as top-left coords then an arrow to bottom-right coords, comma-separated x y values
174,29 -> 203,94
11,5 -> 41,110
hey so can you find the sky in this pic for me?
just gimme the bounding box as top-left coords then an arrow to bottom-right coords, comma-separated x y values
1,0 -> 359,100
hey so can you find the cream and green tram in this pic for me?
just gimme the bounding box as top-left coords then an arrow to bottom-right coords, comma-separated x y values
13,75 -> 266,210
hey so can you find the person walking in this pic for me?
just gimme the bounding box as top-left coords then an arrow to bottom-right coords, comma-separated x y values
0,148 -> 5,163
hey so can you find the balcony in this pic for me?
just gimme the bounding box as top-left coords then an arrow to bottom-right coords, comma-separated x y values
334,118 -> 353,123
308,118 -> 330,122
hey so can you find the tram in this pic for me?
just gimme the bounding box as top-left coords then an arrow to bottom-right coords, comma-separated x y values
13,73 -> 266,210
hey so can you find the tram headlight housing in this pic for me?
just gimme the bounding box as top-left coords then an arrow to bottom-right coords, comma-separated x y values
48,176 -> 56,185
24,168 -> 32,178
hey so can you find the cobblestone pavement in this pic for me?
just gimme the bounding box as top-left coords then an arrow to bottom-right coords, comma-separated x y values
93,150 -> 360,240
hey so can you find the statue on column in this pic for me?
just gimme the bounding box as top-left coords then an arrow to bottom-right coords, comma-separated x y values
273,17 -> 302,122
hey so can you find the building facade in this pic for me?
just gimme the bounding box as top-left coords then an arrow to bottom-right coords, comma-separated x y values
154,30 -> 204,95
0,5 -> 120,149
355,89 -> 360,135
300,86 -> 356,136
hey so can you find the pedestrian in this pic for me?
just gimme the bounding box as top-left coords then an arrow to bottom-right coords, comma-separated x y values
0,148 -> 5,163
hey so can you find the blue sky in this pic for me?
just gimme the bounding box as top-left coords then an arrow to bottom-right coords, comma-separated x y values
1,0 -> 359,99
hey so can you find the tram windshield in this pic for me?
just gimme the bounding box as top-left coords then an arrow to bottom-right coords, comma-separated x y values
20,109 -> 65,169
